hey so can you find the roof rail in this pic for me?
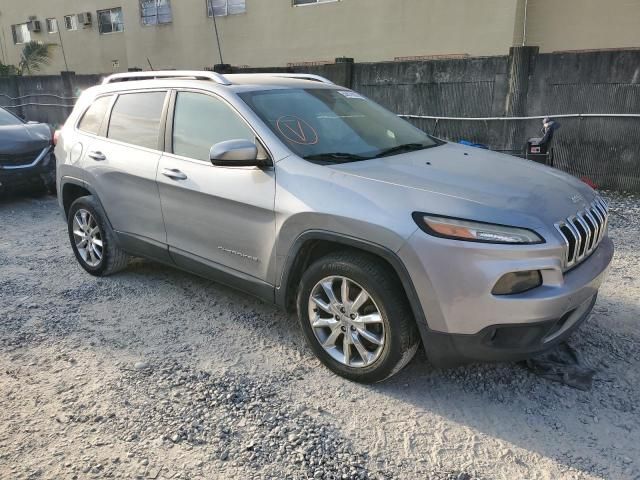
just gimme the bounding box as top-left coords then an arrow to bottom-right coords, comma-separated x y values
270,73 -> 334,84
102,70 -> 231,86
226,73 -> 334,85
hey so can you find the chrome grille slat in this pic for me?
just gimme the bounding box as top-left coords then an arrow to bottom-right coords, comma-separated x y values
585,209 -> 600,245
587,207 -> 602,243
565,220 -> 582,264
593,202 -> 607,242
554,223 -> 571,266
554,196 -> 609,270
578,213 -> 594,251
572,216 -> 588,261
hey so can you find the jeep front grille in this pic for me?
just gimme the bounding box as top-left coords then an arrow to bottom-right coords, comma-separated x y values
555,197 -> 608,269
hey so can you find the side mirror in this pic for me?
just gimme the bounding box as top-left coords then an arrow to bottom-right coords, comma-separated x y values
210,139 -> 267,167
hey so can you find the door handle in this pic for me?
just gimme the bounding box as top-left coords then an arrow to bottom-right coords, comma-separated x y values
88,151 -> 106,161
162,168 -> 188,181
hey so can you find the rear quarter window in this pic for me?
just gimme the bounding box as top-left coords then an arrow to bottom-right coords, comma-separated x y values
107,91 -> 167,150
77,95 -> 113,135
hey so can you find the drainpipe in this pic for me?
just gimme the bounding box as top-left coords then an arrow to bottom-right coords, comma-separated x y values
0,26 -> 7,65
522,0 -> 528,47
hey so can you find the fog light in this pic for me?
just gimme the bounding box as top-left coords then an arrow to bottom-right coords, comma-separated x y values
492,270 -> 542,295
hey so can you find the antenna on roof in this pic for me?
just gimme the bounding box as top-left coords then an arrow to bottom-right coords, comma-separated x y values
147,57 -> 154,71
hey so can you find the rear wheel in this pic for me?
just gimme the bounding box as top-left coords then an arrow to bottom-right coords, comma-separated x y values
297,251 -> 419,383
67,196 -> 129,276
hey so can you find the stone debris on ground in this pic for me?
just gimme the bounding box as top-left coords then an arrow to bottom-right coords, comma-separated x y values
0,191 -> 638,479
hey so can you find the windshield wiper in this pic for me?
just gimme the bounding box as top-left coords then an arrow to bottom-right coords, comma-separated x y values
372,143 -> 432,158
303,152 -> 369,163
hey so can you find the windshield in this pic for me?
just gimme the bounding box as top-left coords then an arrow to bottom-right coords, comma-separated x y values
0,107 -> 23,127
238,88 -> 440,163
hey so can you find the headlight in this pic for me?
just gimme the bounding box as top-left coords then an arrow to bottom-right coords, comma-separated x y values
412,213 -> 544,244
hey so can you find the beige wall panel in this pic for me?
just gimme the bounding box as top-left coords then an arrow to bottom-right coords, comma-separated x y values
523,0 -> 640,52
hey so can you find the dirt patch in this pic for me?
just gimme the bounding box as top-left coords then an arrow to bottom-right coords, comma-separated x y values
0,192 -> 638,479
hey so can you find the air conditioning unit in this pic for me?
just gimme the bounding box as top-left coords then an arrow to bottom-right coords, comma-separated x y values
27,20 -> 41,32
77,12 -> 92,26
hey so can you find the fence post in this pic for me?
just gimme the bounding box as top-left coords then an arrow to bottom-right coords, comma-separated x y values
505,46 -> 538,150
333,57 -> 354,89
6,75 -> 22,119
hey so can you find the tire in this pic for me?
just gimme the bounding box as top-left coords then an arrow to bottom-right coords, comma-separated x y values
67,195 -> 129,276
296,251 -> 419,383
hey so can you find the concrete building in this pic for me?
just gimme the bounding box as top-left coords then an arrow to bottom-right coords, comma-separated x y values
0,0 -> 638,75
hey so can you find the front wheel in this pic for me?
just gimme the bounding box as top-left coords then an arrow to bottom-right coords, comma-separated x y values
296,251 -> 419,383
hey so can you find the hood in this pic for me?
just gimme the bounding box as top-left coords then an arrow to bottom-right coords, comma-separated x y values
0,123 -> 51,155
329,142 -> 597,226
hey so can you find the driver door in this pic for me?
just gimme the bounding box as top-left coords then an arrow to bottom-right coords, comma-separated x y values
157,90 -> 276,285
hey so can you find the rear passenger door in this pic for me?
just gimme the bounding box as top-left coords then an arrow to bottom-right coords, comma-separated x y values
83,90 -> 169,247
157,90 -> 276,284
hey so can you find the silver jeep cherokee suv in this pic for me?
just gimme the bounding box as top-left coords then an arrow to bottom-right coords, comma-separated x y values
56,71 -> 613,382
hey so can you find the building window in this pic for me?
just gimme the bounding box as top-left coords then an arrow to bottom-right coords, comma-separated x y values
64,15 -> 79,31
293,0 -> 338,5
140,0 -> 173,25
46,18 -> 59,34
207,0 -> 246,17
11,24 -> 31,44
98,8 -> 124,34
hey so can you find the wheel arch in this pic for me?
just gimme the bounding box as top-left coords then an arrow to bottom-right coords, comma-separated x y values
61,179 -> 92,219
60,179 -> 111,226
276,231 -> 429,343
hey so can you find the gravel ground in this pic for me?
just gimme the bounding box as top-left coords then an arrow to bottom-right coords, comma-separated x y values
0,191 -> 638,480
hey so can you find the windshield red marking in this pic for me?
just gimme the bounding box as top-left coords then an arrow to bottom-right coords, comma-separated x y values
276,116 -> 319,145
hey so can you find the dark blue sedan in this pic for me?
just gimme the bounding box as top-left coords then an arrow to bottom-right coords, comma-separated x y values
0,106 -> 55,194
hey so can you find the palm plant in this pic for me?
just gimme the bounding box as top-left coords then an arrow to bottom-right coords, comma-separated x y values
19,41 -> 55,75
0,63 -> 19,76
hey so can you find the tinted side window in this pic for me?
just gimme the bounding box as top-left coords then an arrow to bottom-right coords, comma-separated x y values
172,92 -> 253,161
107,92 -> 166,149
78,96 -> 112,135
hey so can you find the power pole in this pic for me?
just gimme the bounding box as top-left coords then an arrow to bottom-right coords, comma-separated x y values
56,21 -> 70,71
212,9 -> 224,65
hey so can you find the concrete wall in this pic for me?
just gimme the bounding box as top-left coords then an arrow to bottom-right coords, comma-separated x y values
323,48 -> 639,191
3,47 -> 637,190
0,0 -> 638,75
0,73 -> 102,126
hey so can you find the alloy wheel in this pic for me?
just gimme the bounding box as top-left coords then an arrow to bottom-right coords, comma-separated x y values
72,209 -> 103,267
307,275 -> 385,367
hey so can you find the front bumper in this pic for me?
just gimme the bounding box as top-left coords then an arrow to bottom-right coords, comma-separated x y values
0,149 -> 55,191
422,293 -> 597,366
398,230 -> 614,366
